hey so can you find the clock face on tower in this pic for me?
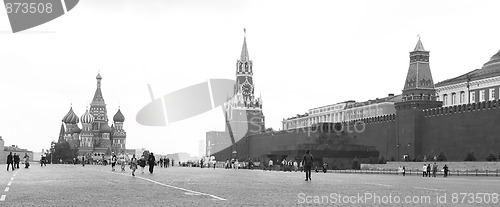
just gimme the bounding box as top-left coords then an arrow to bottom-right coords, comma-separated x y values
242,83 -> 252,96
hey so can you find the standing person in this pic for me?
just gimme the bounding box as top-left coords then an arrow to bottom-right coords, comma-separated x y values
6,152 -> 14,171
111,153 -> 117,171
148,152 -> 156,174
82,156 -> 85,167
426,163 -> 431,177
293,160 -> 298,172
432,163 -> 438,177
302,149 -> 313,181
166,158 -> 170,168
171,159 -> 174,167
402,166 -> 406,176
159,157 -> 164,168
129,154 -> 138,176
14,153 -> 20,169
41,154 -> 47,167
23,153 -> 30,169
422,164 -> 427,177
443,164 -> 449,177
139,155 -> 146,173
119,153 -> 126,172
268,159 -> 273,171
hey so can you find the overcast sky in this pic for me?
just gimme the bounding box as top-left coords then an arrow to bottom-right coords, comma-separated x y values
0,0 -> 499,156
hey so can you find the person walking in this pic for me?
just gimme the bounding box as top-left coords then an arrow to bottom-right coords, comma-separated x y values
111,154 -> 117,171
426,163 -> 431,177
119,153 -> 126,172
422,164 -> 427,177
82,156 -> 85,167
148,152 -> 156,174
13,153 -> 20,169
302,149 -> 313,181
432,163 -> 438,177
23,153 -> 30,169
139,155 -> 146,173
443,164 -> 449,177
130,154 -> 138,176
6,152 -> 14,171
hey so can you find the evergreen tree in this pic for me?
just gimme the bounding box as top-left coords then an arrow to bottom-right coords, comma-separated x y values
352,157 -> 360,170
437,151 -> 447,161
486,153 -> 497,162
52,141 -> 78,163
464,151 -> 477,161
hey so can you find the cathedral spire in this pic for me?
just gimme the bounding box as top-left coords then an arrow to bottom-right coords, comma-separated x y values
92,72 -> 105,106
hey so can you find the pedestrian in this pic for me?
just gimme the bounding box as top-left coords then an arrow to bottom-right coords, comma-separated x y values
268,159 -> 273,171
41,154 -> 47,167
166,158 -> 170,168
293,160 -> 298,172
139,155 -> 146,173
443,164 -> 449,177
148,152 -> 156,173
422,164 -> 427,177
322,162 -> 328,173
82,156 -> 85,167
119,153 -> 126,171
426,163 -> 431,177
432,163 -> 438,177
234,159 -> 239,170
130,154 -> 138,176
302,149 -> 313,181
111,153 -> 117,171
23,153 -> 30,169
171,159 -> 174,167
6,152 -> 14,171
160,157 -> 164,168
14,153 -> 20,169
402,166 -> 406,176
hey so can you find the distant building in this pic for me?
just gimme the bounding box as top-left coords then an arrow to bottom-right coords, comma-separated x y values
0,136 -> 34,164
282,95 -> 401,130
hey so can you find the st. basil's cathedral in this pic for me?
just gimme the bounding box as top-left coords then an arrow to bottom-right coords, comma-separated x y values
59,73 -> 126,158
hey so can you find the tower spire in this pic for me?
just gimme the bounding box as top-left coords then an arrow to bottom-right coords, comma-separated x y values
240,28 -> 249,61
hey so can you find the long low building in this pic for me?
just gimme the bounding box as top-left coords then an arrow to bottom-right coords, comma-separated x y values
282,94 -> 401,131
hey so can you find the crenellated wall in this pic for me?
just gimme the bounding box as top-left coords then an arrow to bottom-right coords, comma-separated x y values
420,100 -> 500,161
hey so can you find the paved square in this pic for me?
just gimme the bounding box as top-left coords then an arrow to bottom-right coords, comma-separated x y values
0,164 -> 499,206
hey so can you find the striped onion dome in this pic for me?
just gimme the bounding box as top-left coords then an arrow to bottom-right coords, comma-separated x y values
80,109 -> 94,124
62,107 -> 79,124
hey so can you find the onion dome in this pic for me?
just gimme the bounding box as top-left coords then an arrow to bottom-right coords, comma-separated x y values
62,107 -> 79,124
482,49 -> 500,71
80,109 -> 94,124
100,123 -> 113,133
96,72 -> 102,79
113,109 -> 125,122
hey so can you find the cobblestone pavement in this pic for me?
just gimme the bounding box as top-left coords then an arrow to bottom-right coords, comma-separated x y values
0,164 -> 499,206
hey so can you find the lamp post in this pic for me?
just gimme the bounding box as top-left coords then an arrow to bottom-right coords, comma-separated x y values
397,143 -> 400,161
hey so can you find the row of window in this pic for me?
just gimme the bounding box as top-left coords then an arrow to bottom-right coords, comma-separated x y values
442,88 -> 496,105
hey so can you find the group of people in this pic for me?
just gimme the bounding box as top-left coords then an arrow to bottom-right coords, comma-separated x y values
109,152 -> 158,176
158,157 -> 172,168
423,163 -> 449,177
6,152 -> 31,171
265,149 -> 314,181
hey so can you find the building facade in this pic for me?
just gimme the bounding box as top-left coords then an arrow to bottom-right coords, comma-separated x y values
282,95 -> 401,131
436,49 -> 500,106
59,73 -> 127,158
